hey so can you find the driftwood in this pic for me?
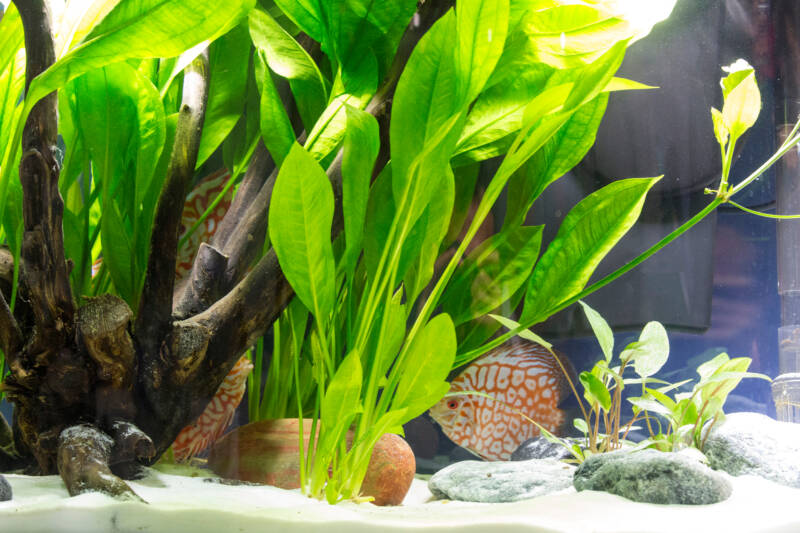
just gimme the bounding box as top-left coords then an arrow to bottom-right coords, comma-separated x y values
0,0 -> 453,500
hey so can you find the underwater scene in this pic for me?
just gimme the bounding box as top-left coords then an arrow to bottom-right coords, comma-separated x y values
1,0 -> 800,532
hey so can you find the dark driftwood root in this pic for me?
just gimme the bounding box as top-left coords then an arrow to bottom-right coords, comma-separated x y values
57,425 -> 144,501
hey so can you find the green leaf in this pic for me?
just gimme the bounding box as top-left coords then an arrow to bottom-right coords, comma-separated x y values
632,321 -> 669,377
579,370 -> 612,411
196,23 -> 251,168
488,314 -> 552,350
268,143 -> 336,321
341,105 -> 379,276
505,93 -> 608,227
522,177 -> 660,323
444,163 -> 480,248
27,0 -> 255,109
454,65 -> 552,165
254,49 -> 295,166
390,10 -> 464,225
441,225 -> 543,325
697,352 -> 730,381
321,349 -> 363,425
573,418 -> 589,434
455,0 -> 510,103
249,7 -> 328,131
403,168 -> 456,302
628,397 -> 673,418
393,314 -> 457,420
578,300 -> 614,363
720,59 -> 761,141
101,202 -> 136,303
365,290 -> 406,377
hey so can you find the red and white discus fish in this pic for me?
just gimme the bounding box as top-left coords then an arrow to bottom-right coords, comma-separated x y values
172,355 -> 254,462
429,339 -> 575,461
175,168 -> 233,279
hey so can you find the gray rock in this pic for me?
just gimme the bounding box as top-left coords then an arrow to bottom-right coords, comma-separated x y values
510,437 -> 577,461
429,458 -> 575,503
573,449 -> 732,505
0,474 -> 10,502
703,412 -> 800,488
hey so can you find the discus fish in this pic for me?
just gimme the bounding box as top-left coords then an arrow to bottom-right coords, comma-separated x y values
175,168 -> 233,279
429,339 -> 575,461
173,355 -> 253,462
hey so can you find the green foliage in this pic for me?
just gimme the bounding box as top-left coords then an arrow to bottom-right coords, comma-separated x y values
525,301 -> 769,463
261,0 -> 677,503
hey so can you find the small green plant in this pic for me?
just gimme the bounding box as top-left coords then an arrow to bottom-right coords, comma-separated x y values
495,301 -> 769,462
629,351 -> 770,452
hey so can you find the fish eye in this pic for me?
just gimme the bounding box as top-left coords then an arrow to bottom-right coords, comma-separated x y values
447,399 -> 459,409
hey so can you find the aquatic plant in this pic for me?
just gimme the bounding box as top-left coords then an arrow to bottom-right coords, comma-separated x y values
254,1 -> 682,502
494,303 -> 769,462
0,0 -> 681,503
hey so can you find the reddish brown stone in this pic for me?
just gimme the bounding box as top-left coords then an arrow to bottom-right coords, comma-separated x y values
208,419 -> 416,505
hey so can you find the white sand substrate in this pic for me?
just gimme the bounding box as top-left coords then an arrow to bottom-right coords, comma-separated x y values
1,467 -> 798,533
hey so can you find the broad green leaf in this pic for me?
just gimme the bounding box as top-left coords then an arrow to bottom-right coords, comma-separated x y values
0,5 -> 24,225
626,321 -> 670,377
644,387 -> 677,411
53,0 -> 122,57
579,300 -> 614,363
444,163 -> 480,248
454,65 -> 552,164
254,49 -> 295,166
563,39 -> 628,112
573,417 -> 589,434
27,0 -> 255,109
222,69 -> 261,175
403,167 -> 456,302
304,89 -> 371,162
390,10 -> 464,225
67,62 -> 166,303
441,225 -> 543,325
697,352 -> 730,381
268,143 -> 336,321
321,349 -> 363,424
249,7 -> 327,131
628,397 -> 673,418
505,93 -> 608,227
720,59 -> 761,141
522,177 -> 660,323
196,23 -> 251,168
362,165 -> 394,280
488,314 -> 552,350
393,314 -> 457,420
271,0 -> 323,43
579,370 -> 611,411
364,290 -> 406,377
341,105 -> 379,276
101,202 -> 135,303
1,0 -> 254,225
455,0 -> 510,103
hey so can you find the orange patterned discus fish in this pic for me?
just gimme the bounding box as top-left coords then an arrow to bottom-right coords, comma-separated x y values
429,339 -> 575,461
173,355 -> 254,462
175,168 -> 233,279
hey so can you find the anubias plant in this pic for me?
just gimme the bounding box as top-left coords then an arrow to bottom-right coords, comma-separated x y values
0,0 -> 683,503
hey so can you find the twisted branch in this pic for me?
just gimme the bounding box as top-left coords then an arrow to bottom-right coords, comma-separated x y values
136,50 -> 210,359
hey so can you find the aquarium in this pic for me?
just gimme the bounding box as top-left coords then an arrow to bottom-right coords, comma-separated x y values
1,0 -> 800,532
